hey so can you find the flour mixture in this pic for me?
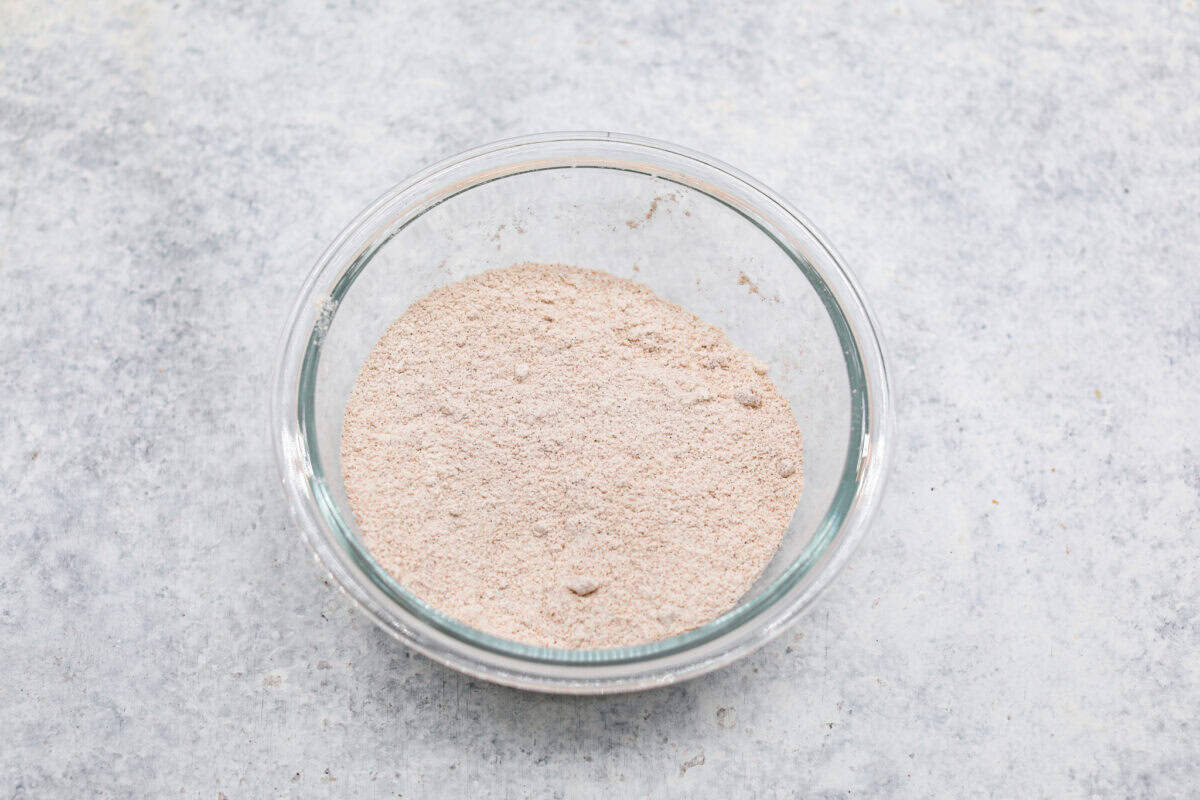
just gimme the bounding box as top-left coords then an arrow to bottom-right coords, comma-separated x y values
341,263 -> 803,648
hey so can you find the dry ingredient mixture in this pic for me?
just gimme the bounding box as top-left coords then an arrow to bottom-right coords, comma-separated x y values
341,263 -> 803,648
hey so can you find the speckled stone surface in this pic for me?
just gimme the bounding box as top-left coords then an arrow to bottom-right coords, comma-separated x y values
2,1 -> 1198,797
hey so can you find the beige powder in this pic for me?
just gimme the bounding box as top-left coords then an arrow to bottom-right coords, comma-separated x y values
341,263 -> 803,649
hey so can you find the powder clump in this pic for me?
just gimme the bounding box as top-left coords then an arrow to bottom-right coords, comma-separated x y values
735,388 -> 763,408
565,576 -> 601,596
341,262 -> 803,649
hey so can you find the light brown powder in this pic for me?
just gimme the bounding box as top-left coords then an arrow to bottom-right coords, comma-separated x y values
341,263 -> 803,649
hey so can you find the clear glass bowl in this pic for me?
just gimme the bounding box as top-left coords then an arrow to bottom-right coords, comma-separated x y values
271,132 -> 892,693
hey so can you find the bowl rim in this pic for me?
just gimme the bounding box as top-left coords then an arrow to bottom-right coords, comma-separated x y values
270,131 -> 893,693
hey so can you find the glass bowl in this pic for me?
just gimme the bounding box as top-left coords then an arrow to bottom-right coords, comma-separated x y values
271,132 -> 892,694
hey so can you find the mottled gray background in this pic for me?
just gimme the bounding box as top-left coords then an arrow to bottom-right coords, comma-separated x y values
2,1 -> 1198,797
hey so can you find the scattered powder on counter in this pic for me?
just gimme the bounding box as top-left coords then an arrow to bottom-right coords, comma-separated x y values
341,262 -> 804,649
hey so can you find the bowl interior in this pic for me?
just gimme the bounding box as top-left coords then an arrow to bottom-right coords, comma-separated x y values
298,156 -> 860,663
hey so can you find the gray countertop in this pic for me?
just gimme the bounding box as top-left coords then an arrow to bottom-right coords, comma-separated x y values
2,1 -> 1197,797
